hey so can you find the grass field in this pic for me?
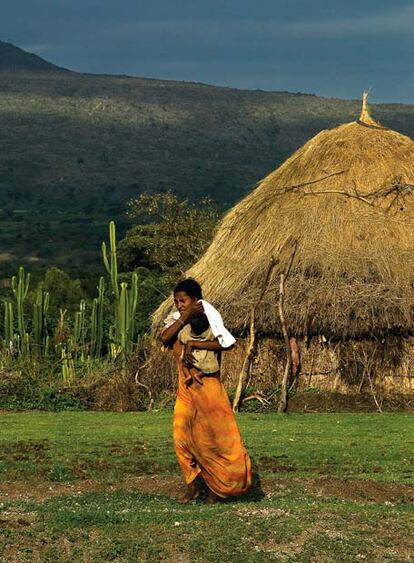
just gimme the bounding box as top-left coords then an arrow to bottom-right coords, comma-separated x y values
1,411 -> 413,562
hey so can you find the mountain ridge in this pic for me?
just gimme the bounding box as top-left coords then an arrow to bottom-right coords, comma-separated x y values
1,43 -> 414,274
0,40 -> 68,72
1,42 -> 414,215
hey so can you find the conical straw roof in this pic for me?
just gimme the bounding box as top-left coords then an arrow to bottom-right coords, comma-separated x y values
153,95 -> 414,338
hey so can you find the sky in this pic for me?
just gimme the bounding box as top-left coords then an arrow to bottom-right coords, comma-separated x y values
2,0 -> 414,103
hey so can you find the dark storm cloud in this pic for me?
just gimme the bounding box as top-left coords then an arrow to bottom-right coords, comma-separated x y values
2,0 -> 414,102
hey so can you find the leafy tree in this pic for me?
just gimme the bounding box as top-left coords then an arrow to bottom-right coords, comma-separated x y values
41,267 -> 85,317
118,224 -> 157,272
123,191 -> 220,279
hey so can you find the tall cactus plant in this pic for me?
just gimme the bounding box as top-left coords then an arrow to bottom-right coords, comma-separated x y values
102,221 -> 120,302
11,266 -> 30,353
73,299 -> 87,361
61,347 -> 75,384
102,222 -> 139,365
3,300 -> 15,356
90,276 -> 105,358
110,273 -> 139,363
32,283 -> 50,356
126,271 -> 139,351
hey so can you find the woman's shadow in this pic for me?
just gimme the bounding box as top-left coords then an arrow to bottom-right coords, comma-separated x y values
194,468 -> 265,503
237,461 -> 265,503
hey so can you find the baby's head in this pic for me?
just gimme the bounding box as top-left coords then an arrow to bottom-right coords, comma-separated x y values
190,312 -> 210,335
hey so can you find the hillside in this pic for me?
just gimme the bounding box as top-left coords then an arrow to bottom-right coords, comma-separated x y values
0,40 -> 67,72
1,47 -> 414,277
2,68 -> 414,214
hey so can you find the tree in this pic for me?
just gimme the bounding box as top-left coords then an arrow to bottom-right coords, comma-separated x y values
123,191 -> 220,279
118,224 -> 157,272
41,267 -> 85,317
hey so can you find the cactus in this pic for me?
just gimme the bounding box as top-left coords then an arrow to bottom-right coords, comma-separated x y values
90,299 -> 98,356
44,334 -> 50,357
74,299 -> 86,362
4,300 -> 14,353
22,332 -> 30,356
127,272 -> 139,350
32,283 -> 50,356
102,222 -> 140,364
0,222 -> 139,369
118,282 -> 128,364
102,221 -> 120,301
110,273 -> 139,364
11,266 -> 30,352
61,347 -> 75,384
90,277 -> 105,358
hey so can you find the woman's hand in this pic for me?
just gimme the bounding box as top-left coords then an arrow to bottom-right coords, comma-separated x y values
180,300 -> 204,323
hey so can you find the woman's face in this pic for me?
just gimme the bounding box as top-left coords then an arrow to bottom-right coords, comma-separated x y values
174,291 -> 196,314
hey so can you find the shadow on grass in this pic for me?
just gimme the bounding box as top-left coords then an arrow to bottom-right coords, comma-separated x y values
234,470 -> 265,503
193,468 -> 265,505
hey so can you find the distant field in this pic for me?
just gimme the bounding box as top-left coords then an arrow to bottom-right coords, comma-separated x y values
0,210 -> 132,282
1,411 -> 413,561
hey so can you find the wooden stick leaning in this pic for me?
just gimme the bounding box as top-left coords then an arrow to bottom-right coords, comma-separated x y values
277,243 -> 298,414
232,257 -> 278,412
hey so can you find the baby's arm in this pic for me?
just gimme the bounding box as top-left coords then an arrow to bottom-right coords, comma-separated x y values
188,366 -> 204,386
182,362 -> 203,387
182,363 -> 193,386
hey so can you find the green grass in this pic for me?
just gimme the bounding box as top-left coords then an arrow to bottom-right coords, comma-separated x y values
1,412 -> 413,561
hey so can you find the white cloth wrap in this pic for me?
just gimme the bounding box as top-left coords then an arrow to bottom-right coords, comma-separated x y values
163,299 -> 236,348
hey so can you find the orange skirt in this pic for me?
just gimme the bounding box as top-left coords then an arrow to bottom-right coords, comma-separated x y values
172,341 -> 252,498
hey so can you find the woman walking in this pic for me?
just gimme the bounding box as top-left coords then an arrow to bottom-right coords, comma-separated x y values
160,278 -> 252,503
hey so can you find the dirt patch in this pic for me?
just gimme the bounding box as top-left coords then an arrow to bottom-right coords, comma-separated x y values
0,475 -> 184,502
302,476 -> 414,503
104,440 -> 147,456
0,440 -> 50,462
71,458 -> 111,477
255,525 -> 326,558
262,476 -> 414,504
0,475 -> 413,504
257,455 -> 297,473
0,516 -> 31,529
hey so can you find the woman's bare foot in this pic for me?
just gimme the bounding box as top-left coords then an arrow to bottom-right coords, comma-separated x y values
206,489 -> 219,504
178,481 -> 199,504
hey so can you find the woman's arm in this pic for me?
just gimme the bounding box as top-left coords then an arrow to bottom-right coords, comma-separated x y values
159,301 -> 204,345
159,318 -> 185,345
183,338 -> 233,366
190,340 -> 227,352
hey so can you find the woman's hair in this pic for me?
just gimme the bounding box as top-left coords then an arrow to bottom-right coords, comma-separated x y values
173,278 -> 203,300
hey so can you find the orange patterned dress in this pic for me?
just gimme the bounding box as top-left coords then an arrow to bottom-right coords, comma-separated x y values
172,339 -> 252,498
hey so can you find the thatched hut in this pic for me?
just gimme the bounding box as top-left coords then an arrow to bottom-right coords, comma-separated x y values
152,95 -> 414,397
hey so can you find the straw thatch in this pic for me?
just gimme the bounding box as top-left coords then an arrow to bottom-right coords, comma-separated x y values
153,96 -> 414,340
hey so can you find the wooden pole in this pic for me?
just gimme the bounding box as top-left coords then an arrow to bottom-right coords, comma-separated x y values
232,257 -> 278,412
277,244 -> 298,414
232,306 -> 256,412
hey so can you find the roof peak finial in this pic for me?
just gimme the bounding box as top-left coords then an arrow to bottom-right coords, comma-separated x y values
357,91 -> 384,128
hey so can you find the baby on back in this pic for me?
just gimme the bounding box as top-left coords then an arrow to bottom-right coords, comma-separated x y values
178,312 -> 221,387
